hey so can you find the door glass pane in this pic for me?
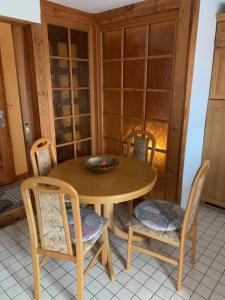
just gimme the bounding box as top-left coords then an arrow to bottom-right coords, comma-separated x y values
48,25 -> 69,57
147,58 -> 173,89
55,118 -> 73,144
124,60 -> 145,88
53,90 -> 72,117
103,61 -> 121,88
57,145 -> 74,163
51,59 -> 70,88
123,91 -> 143,118
103,90 -> 121,115
123,117 -> 144,141
71,29 -> 88,59
146,121 -> 168,151
153,151 -> 166,178
72,61 -> 89,87
124,26 -> 146,57
104,116 -> 121,140
149,21 -> 176,56
74,90 -> 90,114
76,140 -> 92,157
75,116 -> 91,140
103,30 -> 121,59
146,91 -> 171,121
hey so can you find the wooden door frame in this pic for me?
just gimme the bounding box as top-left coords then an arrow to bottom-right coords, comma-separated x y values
0,48 -> 16,184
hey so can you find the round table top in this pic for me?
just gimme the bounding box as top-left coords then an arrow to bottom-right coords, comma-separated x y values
49,155 -> 157,205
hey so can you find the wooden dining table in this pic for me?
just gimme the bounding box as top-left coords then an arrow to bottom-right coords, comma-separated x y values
49,155 -> 157,241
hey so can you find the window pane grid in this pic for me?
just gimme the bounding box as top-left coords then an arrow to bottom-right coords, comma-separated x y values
48,24 -> 92,161
102,19 -> 177,198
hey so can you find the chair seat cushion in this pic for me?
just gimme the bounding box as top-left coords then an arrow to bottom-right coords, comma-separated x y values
129,217 -> 181,244
67,207 -> 106,243
134,199 -> 184,231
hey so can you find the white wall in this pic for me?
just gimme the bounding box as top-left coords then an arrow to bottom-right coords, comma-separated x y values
181,0 -> 225,207
0,0 -> 40,23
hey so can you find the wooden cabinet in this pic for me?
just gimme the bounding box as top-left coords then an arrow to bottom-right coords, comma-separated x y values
216,20 -> 225,43
203,14 -> 225,208
203,101 -> 225,208
210,47 -> 225,99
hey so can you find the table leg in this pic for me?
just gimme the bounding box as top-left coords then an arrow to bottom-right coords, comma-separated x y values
103,203 -> 144,241
94,204 -> 101,215
101,204 -> 112,266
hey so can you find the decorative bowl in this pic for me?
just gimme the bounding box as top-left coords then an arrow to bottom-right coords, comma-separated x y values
84,156 -> 119,174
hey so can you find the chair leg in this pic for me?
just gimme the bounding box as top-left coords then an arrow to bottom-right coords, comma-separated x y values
76,258 -> 84,300
101,227 -> 108,267
126,226 -> 133,271
191,220 -> 197,265
177,242 -> 185,291
104,228 -> 115,281
32,251 -> 41,300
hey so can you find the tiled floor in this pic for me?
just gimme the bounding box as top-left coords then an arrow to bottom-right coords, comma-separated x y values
0,205 -> 225,300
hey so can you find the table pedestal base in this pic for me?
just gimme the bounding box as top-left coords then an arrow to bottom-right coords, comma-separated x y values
94,204 -> 144,241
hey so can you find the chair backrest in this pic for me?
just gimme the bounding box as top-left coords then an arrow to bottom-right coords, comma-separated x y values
182,160 -> 210,235
21,176 -> 82,256
127,130 -> 156,165
30,138 -> 57,176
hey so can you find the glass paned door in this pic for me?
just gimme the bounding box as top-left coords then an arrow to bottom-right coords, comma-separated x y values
102,19 -> 177,200
48,25 -> 92,162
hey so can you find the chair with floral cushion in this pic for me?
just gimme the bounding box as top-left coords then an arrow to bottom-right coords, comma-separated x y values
114,129 -> 156,230
126,160 -> 210,291
127,129 -> 156,165
21,176 -> 114,300
30,138 -> 57,176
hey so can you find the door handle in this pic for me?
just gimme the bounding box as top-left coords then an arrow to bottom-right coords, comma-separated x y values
0,110 -> 6,128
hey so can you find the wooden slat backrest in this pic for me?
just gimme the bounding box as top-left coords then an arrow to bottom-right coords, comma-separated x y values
182,160 -> 210,235
127,130 -> 156,165
21,176 -> 82,256
30,138 -> 57,176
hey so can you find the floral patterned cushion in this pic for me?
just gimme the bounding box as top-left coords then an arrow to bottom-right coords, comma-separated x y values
129,216 -> 181,244
134,199 -> 184,232
36,149 -> 52,176
39,192 -> 68,254
68,207 -> 106,243
81,218 -> 108,255
134,139 -> 147,161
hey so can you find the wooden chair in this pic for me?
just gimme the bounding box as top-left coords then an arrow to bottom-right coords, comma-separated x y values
128,129 -> 156,213
127,129 -> 156,165
21,176 -> 114,300
127,160 -> 210,291
30,138 -> 57,176
114,130 -> 156,231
